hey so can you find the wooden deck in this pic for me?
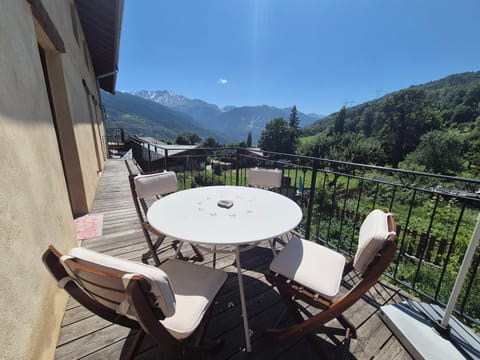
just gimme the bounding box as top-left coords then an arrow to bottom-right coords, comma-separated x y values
54,159 -> 413,360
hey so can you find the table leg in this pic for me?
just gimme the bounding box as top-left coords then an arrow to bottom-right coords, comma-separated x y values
213,245 -> 217,268
268,238 -> 277,256
235,246 -> 252,352
174,241 -> 184,258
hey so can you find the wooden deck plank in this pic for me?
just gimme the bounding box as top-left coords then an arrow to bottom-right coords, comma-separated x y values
373,335 -> 413,360
53,159 -> 412,359
55,325 -> 132,360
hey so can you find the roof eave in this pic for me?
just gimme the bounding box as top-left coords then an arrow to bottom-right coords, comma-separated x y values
75,0 -> 124,93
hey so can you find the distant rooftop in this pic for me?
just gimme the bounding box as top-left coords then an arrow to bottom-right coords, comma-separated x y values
138,137 -> 199,157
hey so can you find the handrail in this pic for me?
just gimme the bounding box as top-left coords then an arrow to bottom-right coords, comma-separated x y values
130,135 -> 480,187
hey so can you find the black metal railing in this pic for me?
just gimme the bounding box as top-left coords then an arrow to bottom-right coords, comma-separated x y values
106,128 -> 125,144
130,136 -> 480,325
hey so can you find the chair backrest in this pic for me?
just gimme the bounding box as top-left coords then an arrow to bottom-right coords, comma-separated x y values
248,167 -> 282,189
134,171 -> 178,199
128,171 -> 181,266
43,245 -> 176,322
129,171 -> 178,222
353,209 -> 397,274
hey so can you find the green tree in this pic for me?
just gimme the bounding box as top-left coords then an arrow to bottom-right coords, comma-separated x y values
403,130 -> 464,174
331,133 -> 387,165
202,136 -> 220,148
451,104 -> 474,123
288,105 -> 301,150
360,106 -> 374,136
175,131 -> 201,145
378,89 -> 440,167
463,83 -> 480,107
289,105 -> 300,133
465,119 -> 480,174
258,117 -> 296,154
302,133 -> 386,165
299,134 -> 334,158
334,106 -> 346,134
246,132 -> 252,147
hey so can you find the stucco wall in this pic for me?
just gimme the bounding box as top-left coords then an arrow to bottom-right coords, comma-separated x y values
42,0 -> 106,213
0,1 -> 107,358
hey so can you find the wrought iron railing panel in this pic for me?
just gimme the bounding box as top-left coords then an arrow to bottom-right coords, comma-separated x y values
106,128 -> 125,144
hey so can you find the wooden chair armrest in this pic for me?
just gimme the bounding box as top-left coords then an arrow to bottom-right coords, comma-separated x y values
143,222 -> 167,239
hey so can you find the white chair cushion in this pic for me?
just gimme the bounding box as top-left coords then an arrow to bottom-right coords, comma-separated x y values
134,171 -> 178,198
248,168 -> 282,188
270,236 -> 346,300
354,210 -> 396,273
159,259 -> 227,339
61,247 -> 176,317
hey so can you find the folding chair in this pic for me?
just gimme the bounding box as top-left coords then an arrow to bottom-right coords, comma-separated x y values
247,167 -> 282,190
247,167 -> 286,255
265,209 -> 397,346
129,171 -> 203,266
43,245 -> 227,359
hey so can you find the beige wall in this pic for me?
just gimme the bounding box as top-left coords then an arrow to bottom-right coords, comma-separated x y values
0,1 -> 108,358
42,0 -> 106,213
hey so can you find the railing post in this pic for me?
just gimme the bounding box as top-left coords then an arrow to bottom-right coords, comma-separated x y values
147,143 -> 152,172
164,148 -> 169,171
236,147 -> 240,186
437,214 -> 480,331
305,160 -> 318,240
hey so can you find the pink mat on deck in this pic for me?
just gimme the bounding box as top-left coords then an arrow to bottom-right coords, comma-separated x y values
74,213 -> 104,240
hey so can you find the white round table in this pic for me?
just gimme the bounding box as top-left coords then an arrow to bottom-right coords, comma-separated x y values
147,185 -> 303,352
147,185 -> 303,245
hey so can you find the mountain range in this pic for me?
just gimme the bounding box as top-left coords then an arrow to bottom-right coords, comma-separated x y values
103,90 -> 322,144
102,91 -> 227,142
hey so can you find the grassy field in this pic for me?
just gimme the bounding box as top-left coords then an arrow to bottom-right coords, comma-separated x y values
299,134 -> 321,145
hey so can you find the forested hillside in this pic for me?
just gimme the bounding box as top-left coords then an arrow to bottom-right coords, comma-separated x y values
300,71 -> 480,175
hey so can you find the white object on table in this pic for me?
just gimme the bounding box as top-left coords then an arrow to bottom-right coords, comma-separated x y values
147,185 -> 303,352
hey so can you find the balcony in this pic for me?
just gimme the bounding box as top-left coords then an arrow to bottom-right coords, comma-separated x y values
54,137 -> 480,358
135,138 -> 480,316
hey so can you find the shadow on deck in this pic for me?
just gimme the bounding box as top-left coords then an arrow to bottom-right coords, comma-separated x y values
54,159 -> 412,360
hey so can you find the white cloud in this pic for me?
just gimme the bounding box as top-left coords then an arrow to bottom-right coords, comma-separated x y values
217,79 -> 228,85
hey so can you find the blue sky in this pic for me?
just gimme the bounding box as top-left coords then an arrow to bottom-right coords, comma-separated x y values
117,0 -> 480,116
